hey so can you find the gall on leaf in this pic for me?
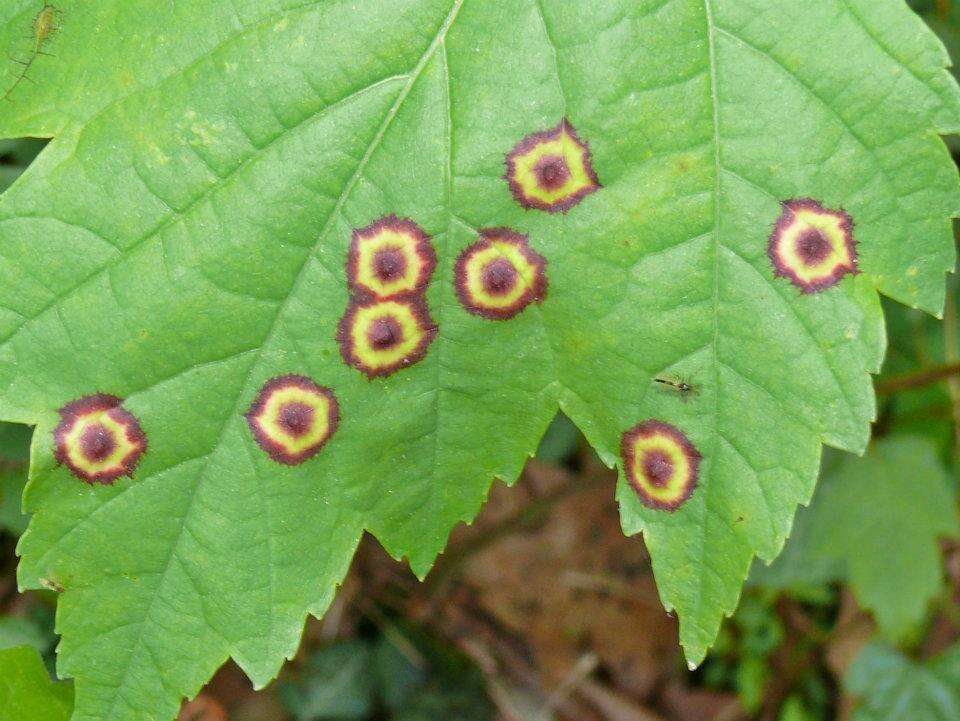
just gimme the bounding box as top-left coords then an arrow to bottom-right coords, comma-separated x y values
346,215 -> 437,300
768,199 -> 858,293
621,420 -> 701,512
53,394 -> 147,484
454,228 -> 548,320
505,119 -> 601,213
245,375 -> 340,466
337,297 -> 437,379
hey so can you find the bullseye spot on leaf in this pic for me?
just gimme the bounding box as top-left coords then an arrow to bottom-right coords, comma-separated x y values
506,119 -> 601,213
337,297 -> 437,378
621,420 -> 701,512
768,199 -> 858,293
346,215 -> 437,299
53,395 -> 147,485
454,228 -> 548,320
245,375 -> 340,466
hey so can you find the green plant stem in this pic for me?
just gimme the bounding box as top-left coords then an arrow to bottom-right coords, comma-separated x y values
876,361 -> 960,395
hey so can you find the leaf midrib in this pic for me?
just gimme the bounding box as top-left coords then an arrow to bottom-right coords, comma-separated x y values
682,0 -> 726,654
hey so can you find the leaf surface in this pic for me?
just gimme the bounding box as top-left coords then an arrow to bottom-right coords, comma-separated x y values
0,1 -> 958,719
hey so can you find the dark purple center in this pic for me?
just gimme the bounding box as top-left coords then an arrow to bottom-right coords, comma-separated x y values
79,423 -> 116,462
481,258 -> 519,296
277,402 -> 315,438
534,155 -> 571,191
642,450 -> 674,488
795,229 -> 832,266
373,247 -> 407,283
368,316 -> 403,350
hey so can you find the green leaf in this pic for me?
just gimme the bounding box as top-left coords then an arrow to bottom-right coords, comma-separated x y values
736,656 -> 768,714
393,680 -> 492,721
371,635 -> 425,713
0,1 -> 957,718
757,436 -> 960,637
0,138 -> 46,193
0,646 -> 74,721
279,640 -> 374,721
0,422 -> 30,536
534,412 -> 581,464
846,642 -> 960,721
0,421 -> 30,461
279,631 -> 490,721
779,696 -> 814,721
0,616 -> 49,654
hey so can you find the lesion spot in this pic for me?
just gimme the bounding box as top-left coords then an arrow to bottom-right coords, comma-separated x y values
246,375 -> 340,466
621,420 -> 701,512
54,394 -> 147,485
454,228 -> 548,320
346,215 -> 437,300
505,119 -> 601,213
768,199 -> 858,293
337,297 -> 437,378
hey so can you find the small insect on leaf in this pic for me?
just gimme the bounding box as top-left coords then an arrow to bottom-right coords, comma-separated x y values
2,4 -> 62,102
34,4 -> 61,40
654,375 -> 700,402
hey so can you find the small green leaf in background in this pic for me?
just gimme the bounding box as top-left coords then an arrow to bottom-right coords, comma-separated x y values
0,646 -> 73,721
0,138 -> 46,193
280,640 -> 374,721
371,634 -> 426,713
0,616 -> 49,654
386,631 -> 492,721
279,625 -> 492,721
846,642 -> 960,721
392,684 -> 492,721
534,412 -> 582,465
740,599 -> 780,708
757,436 -> 960,638
779,696 -> 815,721
737,656 -> 769,715
0,422 -> 31,536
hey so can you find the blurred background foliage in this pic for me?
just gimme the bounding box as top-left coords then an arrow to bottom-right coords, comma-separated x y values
3,3 -> 960,720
